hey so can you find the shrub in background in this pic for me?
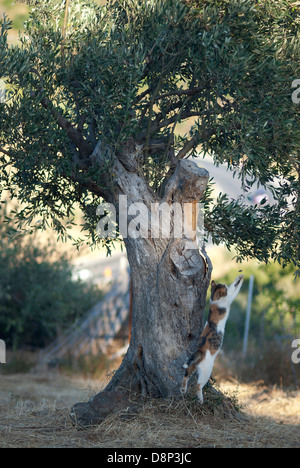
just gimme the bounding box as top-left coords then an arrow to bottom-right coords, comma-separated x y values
0,203 -> 103,350
221,262 -> 299,349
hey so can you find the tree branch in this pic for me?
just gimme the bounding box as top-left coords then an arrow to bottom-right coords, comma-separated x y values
38,96 -> 92,159
163,159 -> 209,204
176,135 -> 199,160
29,68 -> 93,159
0,146 -> 12,157
67,172 -> 106,199
144,75 -> 164,159
138,108 -> 202,142
176,127 -> 215,160
61,0 -> 70,62
134,85 -> 205,109
154,86 -> 205,102
133,87 -> 152,106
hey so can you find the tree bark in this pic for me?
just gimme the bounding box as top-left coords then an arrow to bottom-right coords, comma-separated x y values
102,158 -> 212,398
70,155 -> 213,430
106,237 -> 212,397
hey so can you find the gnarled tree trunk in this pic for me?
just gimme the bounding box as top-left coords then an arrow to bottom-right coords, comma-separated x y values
104,157 -> 212,397
71,155 -> 212,427
106,235 -> 212,397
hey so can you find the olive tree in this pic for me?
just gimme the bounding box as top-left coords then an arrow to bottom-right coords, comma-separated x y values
0,0 -> 299,405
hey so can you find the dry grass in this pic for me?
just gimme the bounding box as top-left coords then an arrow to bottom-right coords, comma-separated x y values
0,372 -> 299,448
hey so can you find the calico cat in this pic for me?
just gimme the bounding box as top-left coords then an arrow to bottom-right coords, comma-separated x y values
181,274 -> 244,403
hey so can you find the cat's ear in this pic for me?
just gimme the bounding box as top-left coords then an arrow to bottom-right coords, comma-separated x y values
211,280 -> 216,290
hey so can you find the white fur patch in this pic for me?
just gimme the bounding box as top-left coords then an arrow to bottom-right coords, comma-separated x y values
210,296 -> 230,309
196,350 -> 216,388
217,316 -> 227,333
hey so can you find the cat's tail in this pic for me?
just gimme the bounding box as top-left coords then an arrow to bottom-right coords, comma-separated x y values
182,363 -> 190,379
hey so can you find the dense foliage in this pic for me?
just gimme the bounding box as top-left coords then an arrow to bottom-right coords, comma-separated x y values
0,0 -> 299,270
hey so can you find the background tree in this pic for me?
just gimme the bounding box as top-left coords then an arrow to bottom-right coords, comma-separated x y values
0,0 -> 299,407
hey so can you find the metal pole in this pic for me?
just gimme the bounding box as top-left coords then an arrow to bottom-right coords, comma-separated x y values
243,275 -> 254,357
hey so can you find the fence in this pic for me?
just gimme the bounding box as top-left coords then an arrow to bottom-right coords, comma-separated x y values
38,268 -> 130,367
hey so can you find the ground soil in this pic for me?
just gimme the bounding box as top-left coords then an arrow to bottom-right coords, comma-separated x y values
0,372 -> 299,448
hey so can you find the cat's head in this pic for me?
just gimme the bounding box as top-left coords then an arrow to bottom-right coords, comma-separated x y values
211,275 -> 244,303
210,281 -> 228,301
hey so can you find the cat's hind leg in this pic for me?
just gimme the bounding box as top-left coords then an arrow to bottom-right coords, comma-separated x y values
196,382 -> 204,404
180,362 -> 196,395
180,364 -> 189,394
180,376 -> 188,394
196,351 -> 215,404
